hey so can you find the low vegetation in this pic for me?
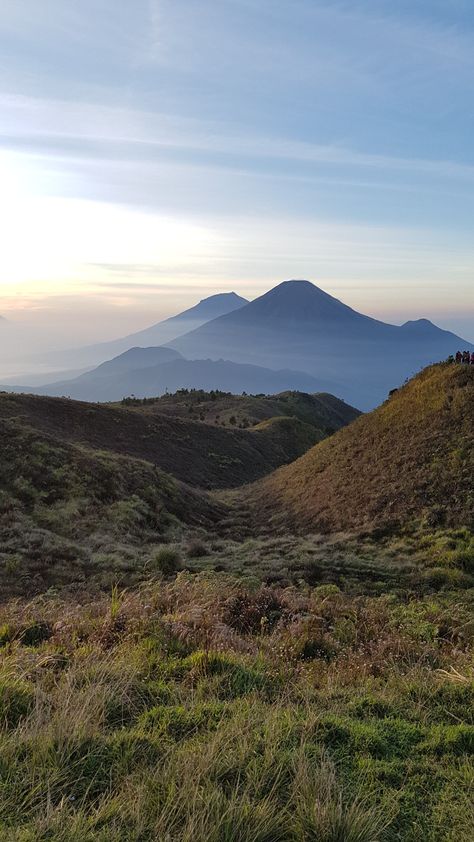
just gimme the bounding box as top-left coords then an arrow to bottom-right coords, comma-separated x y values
0,390 -> 351,490
249,364 -> 474,534
122,388 -> 360,432
0,573 -> 472,840
0,412 -> 221,595
0,365 -> 472,838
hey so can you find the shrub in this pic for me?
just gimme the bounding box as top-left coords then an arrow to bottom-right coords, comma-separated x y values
152,547 -> 182,576
293,757 -> 393,842
422,724 -> 474,756
104,679 -> 173,727
421,566 -> 471,590
222,589 -> 284,634
282,625 -> 338,662
0,624 -> 13,647
19,620 -> 52,646
186,539 -> 208,559
349,695 -> 396,720
176,651 -> 274,699
449,544 -> 474,574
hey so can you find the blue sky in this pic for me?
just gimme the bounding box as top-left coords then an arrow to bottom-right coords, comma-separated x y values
0,0 -> 473,344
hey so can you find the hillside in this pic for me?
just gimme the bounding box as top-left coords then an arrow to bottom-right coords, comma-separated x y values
0,386 -> 361,594
0,409 -> 223,595
126,389 -> 360,431
247,363 -> 474,534
171,280 -> 473,409
0,390 -> 353,491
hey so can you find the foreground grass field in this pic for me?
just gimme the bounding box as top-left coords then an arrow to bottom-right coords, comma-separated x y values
0,573 -> 472,841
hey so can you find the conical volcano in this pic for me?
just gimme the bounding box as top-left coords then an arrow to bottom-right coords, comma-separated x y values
171,280 -> 473,409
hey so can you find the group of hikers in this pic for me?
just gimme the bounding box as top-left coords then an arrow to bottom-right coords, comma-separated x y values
454,350 -> 474,365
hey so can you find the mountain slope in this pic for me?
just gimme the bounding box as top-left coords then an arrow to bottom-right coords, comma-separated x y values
0,390 -> 353,490
79,345 -> 182,376
43,292 -> 249,370
247,363 -> 474,533
15,357 -> 332,403
171,280 -> 473,409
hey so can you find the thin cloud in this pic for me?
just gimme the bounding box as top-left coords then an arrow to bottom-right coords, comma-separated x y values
2,94 -> 474,183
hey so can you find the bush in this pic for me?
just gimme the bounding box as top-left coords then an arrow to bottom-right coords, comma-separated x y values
19,620 -> 52,646
186,539 -> 208,559
104,679 -> 173,727
222,589 -> 284,634
175,651 -> 274,699
421,566 -> 471,590
422,724 -> 474,756
0,624 -> 13,647
152,547 -> 181,575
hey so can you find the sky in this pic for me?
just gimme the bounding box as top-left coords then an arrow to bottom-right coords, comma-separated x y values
0,0 -> 473,350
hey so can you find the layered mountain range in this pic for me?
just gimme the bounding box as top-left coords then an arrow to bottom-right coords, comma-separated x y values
2,281 -> 472,409
170,280 -> 473,408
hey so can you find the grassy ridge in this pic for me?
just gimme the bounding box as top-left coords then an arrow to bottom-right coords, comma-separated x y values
249,364 -> 474,534
0,391 -> 346,490
126,389 -> 360,431
0,574 -> 472,841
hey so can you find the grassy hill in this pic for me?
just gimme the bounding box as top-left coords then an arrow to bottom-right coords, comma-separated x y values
124,389 -> 360,431
0,391 -> 352,491
0,370 -> 473,840
0,405 -> 225,595
0,388 -> 357,595
247,364 -> 474,534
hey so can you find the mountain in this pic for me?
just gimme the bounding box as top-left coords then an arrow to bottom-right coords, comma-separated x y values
13,356 -> 334,403
247,363 -> 474,534
40,292 -> 249,370
67,345 -> 182,381
170,280 -> 473,409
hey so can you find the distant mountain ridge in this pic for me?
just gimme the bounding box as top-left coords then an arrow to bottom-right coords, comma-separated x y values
170,280 -> 473,409
3,282 -> 471,409
37,291 -> 249,371
11,356 -> 330,403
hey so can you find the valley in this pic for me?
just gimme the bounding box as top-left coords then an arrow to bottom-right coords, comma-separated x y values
0,295 -> 472,841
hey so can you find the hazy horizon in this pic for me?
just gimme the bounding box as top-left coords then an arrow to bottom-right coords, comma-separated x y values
1,276 -> 473,387
1,278 -> 474,345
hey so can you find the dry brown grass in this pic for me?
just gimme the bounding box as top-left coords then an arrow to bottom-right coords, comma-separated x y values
246,364 -> 474,534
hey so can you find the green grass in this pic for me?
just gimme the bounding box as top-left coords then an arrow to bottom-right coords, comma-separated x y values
0,574 -> 472,840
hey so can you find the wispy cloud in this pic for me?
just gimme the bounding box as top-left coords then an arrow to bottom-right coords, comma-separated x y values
2,93 -> 474,185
